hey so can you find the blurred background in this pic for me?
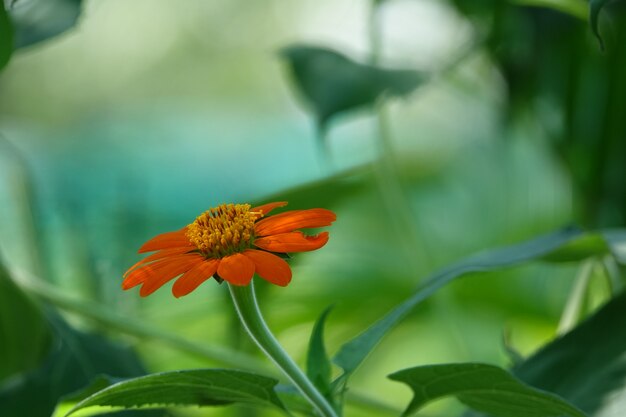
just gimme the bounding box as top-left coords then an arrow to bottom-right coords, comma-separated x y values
0,0 -> 624,416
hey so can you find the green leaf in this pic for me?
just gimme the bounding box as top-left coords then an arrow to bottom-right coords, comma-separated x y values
280,45 -> 425,132
306,306 -> 333,397
512,290 -> 626,415
590,0 -> 611,49
0,297 -> 156,417
509,0 -> 588,19
0,4 -> 13,70
8,0 -> 82,49
540,232 -> 609,262
333,227 -> 586,376
65,369 -> 286,416
0,260 -> 51,382
389,363 -> 587,417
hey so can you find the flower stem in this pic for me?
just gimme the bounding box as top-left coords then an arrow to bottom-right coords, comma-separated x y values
228,280 -> 338,417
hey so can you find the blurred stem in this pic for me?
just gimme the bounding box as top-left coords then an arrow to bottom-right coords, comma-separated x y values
557,260 -> 594,335
367,1 -> 427,275
600,255 -> 624,295
229,280 -> 338,417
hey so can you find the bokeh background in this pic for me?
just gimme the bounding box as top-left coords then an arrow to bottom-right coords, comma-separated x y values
1,0 -> 625,416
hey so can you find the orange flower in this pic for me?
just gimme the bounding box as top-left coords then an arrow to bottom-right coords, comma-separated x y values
122,202 -> 336,297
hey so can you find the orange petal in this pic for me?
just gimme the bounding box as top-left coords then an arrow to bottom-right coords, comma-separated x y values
255,208 -> 336,236
122,253 -> 202,291
251,201 -> 288,218
254,231 -> 329,253
138,228 -> 194,253
124,247 -> 195,278
138,255 -> 205,297
172,258 -> 219,297
217,253 -> 255,286
244,250 -> 292,286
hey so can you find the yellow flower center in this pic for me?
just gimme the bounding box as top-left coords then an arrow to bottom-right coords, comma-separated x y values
186,203 -> 260,258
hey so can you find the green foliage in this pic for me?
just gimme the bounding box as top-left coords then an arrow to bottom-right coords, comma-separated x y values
0,262 -> 51,382
306,306 -> 333,399
589,0 -> 611,48
389,363 -> 587,417
333,227 -> 592,377
64,369 -> 286,416
0,4 -> 12,70
540,232 -> 609,262
280,45 -> 425,133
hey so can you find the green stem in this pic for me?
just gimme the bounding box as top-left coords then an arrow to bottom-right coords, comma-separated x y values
557,260 -> 594,335
228,280 -> 338,417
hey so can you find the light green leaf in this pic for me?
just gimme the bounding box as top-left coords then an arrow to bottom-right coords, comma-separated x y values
65,369 -> 286,416
0,4 -> 13,70
590,0 -> 611,49
389,363 -> 587,417
280,45 -> 425,133
333,227 -> 585,376
306,306 -> 333,398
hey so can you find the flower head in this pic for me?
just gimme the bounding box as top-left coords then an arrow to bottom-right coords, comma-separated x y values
122,202 -> 336,297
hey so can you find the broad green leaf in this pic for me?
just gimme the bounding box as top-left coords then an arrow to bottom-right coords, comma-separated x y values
8,0 -> 82,49
0,260 -> 51,382
280,45 -> 425,132
590,0 -> 610,49
604,229 -> 626,264
0,4 -> 12,70
0,309 -> 157,417
389,363 -> 587,417
333,227 -> 585,376
306,306 -> 333,397
65,369 -> 285,416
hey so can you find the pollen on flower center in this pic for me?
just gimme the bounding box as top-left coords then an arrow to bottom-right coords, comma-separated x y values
186,203 -> 259,258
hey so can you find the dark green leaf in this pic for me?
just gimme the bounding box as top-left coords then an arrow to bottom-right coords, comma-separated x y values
8,0 -> 82,49
306,306 -> 333,397
513,291 -> 626,415
0,301 -> 156,417
280,45 -> 425,132
389,363 -> 587,417
0,4 -> 13,70
0,260 -> 51,382
65,369 -> 286,416
590,0 -> 611,49
604,229 -> 626,264
333,227 -> 585,376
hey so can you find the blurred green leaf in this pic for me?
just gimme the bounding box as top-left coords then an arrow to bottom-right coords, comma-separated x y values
65,369 -> 286,416
389,363 -> 587,417
0,316 -> 160,417
590,0 -> 610,49
540,232 -> 609,262
0,4 -> 12,70
280,45 -> 425,133
466,291 -> 626,417
8,0 -> 82,49
0,261 -> 51,382
510,0 -> 587,19
333,227 -> 585,377
306,306 -> 333,398
604,229 -> 626,264
513,291 -> 626,416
